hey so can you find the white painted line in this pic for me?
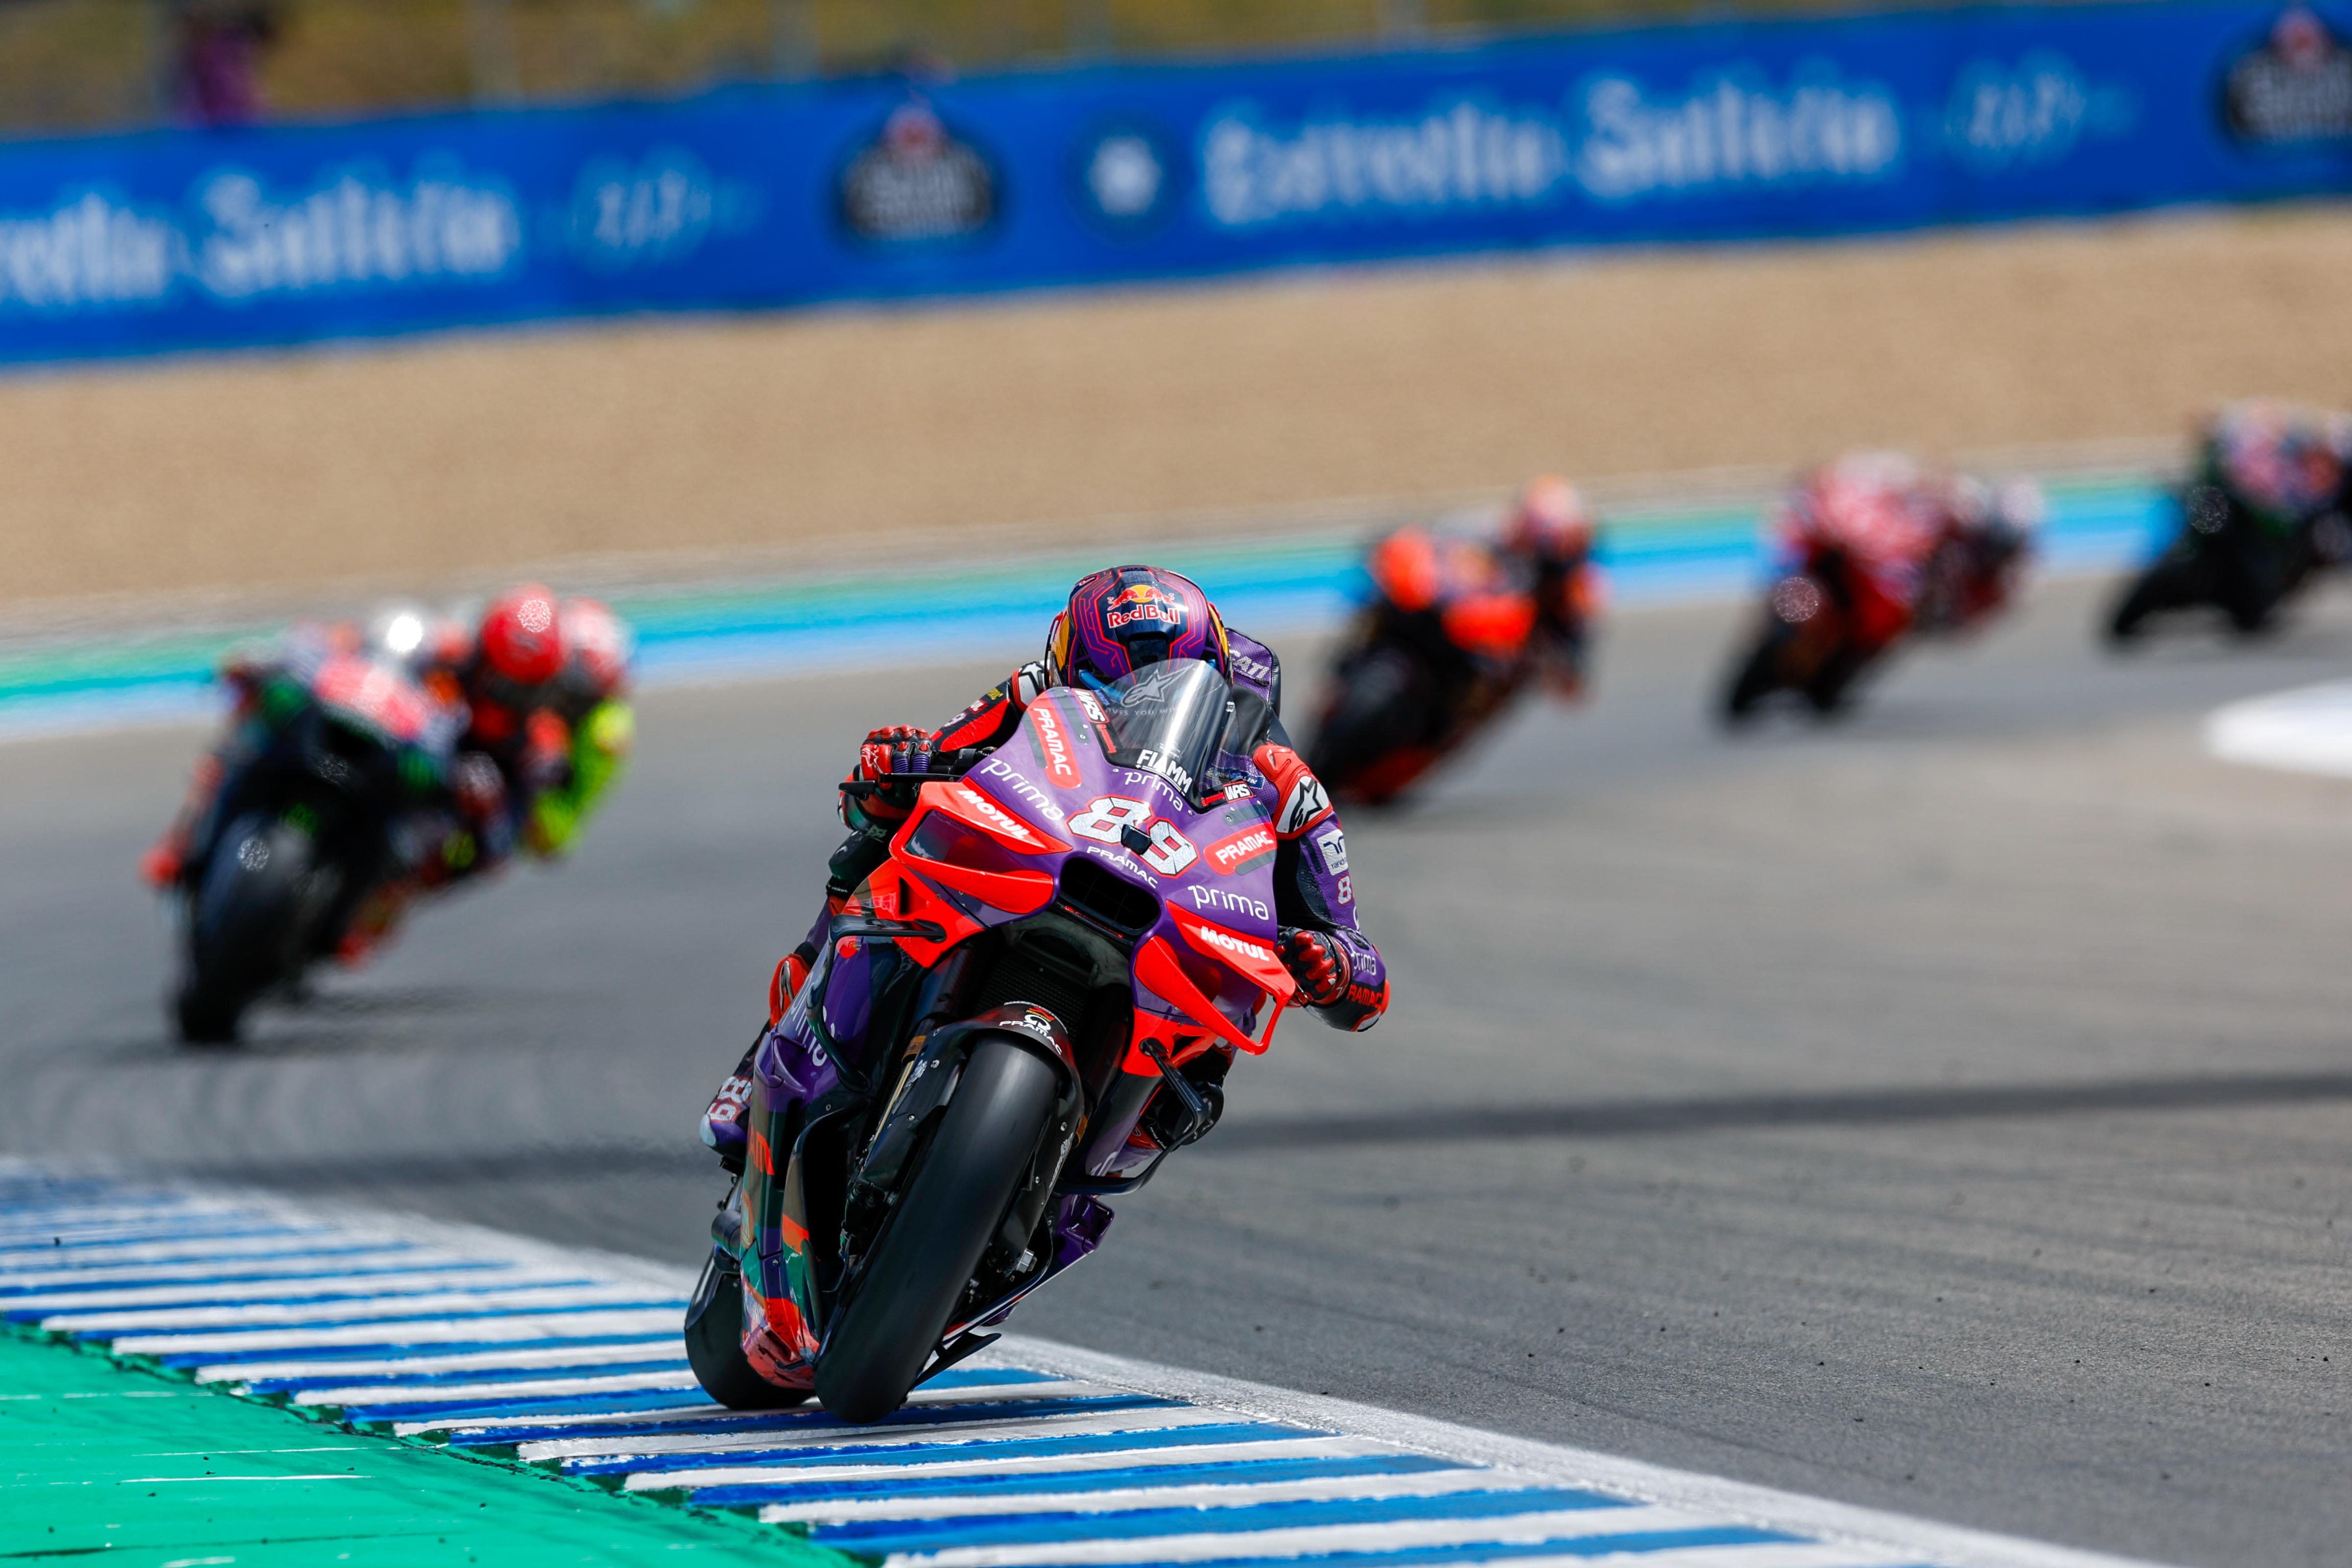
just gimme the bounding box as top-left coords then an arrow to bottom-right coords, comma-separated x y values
294,1367 -> 705,1409
620,1436 -> 1380,1492
873,1502 -> 1728,1568
0,1248 -> 442,1291
2205,679 -> 2352,779
1,1265 -> 558,1314
514,1405 -> 1247,1464
41,1283 -> 676,1333
764,1466 -> 1506,1525
205,1338 -> 684,1385
1003,1336 -> 2159,1568
110,1309 -> 685,1358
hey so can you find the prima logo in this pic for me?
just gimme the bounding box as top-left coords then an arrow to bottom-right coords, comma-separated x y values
977,758 -> 1068,822
1189,884 -> 1271,923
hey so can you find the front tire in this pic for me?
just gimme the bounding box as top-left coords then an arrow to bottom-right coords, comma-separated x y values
684,1250 -> 811,1411
174,812 -> 316,1045
814,1036 -> 1060,1424
1309,646 -> 1435,803
1722,625 -> 1792,722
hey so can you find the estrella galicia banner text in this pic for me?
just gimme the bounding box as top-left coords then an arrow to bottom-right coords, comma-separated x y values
4,0 -> 2352,363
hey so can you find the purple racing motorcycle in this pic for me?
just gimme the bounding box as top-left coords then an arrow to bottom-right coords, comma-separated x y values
686,660 -> 1302,1422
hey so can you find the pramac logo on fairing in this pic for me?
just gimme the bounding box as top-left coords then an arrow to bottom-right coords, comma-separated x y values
1029,698 -> 1083,787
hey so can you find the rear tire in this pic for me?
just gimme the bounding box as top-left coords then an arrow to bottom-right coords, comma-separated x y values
1309,646 -> 1434,801
814,1037 -> 1059,1424
684,1250 -> 812,1411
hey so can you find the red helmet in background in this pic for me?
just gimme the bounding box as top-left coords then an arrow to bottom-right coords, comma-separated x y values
1503,475 -> 1595,562
559,596 -> 633,699
479,585 -> 565,686
1045,565 -> 1230,686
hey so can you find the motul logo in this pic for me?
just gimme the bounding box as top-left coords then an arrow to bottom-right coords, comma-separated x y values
954,784 -> 1044,846
1190,922 -> 1273,965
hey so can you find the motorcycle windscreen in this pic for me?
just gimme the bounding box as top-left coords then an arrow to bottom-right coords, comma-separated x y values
1089,660 -> 1232,801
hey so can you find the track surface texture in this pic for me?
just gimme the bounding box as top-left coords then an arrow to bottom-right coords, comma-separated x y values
8,573 -> 2352,1566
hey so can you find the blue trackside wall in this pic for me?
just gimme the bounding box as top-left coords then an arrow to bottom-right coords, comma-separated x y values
5,0 -> 2352,364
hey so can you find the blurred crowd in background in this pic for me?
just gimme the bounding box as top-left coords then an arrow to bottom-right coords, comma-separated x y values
4,0 -> 1995,136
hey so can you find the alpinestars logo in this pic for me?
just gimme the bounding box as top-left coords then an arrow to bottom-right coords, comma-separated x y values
1251,743 -> 1335,838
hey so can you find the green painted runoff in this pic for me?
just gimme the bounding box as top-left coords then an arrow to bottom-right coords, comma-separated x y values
0,1331 -> 848,1568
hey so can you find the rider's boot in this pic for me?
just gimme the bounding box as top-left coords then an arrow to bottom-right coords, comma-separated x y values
700,941 -> 816,1169
140,755 -> 226,888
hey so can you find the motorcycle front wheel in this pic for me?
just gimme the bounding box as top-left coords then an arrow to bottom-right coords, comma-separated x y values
684,1250 -> 813,1411
1308,645 -> 1433,800
814,1035 -> 1060,1424
175,812 -> 318,1044
1722,623 -> 1795,722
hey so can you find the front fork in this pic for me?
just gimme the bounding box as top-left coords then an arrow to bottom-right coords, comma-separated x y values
727,1066 -> 824,1390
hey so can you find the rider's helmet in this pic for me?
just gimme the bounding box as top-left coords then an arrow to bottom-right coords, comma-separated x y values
558,596 -> 633,703
467,585 -> 566,743
1502,475 -> 1595,566
1044,565 -> 1230,687
479,585 -> 565,686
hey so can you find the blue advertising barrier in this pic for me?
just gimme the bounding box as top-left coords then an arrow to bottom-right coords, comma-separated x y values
5,0 -> 2352,363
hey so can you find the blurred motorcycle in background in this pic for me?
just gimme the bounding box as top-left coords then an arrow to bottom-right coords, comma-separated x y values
687,661 -> 1304,1423
156,622 -> 465,1043
1309,476 -> 1603,805
146,591 -> 637,1044
1723,453 -> 2038,721
2108,402 -> 2352,642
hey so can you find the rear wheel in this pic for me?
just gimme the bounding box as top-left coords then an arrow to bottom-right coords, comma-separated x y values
684,1250 -> 812,1410
814,1037 -> 1060,1424
1308,646 -> 1433,798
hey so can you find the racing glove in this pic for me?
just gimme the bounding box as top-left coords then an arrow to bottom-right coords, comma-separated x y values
1278,926 -> 1351,1008
842,725 -> 934,826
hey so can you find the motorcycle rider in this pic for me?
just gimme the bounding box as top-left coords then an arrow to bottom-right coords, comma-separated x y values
699,564 -> 1389,1165
144,584 -> 633,958
2195,400 -> 2352,562
1316,475 -> 1603,805
1364,475 -> 1602,694
1776,452 -> 2036,656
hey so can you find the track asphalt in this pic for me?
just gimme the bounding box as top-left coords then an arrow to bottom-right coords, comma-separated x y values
6,572 -> 2352,1566
3,1168 -> 2146,1568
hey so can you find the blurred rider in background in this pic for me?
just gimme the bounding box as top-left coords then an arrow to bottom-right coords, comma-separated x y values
1370,474 -> 1603,696
1309,475 -> 1604,806
698,564 -> 1389,1167
143,584 -> 634,960
1776,452 -> 2038,658
2196,400 -> 2352,563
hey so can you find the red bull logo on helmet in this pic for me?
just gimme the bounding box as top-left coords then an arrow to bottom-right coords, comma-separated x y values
1102,581 -> 1187,632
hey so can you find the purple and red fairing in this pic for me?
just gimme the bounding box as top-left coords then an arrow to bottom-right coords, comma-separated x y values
723,663 -> 1325,1392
